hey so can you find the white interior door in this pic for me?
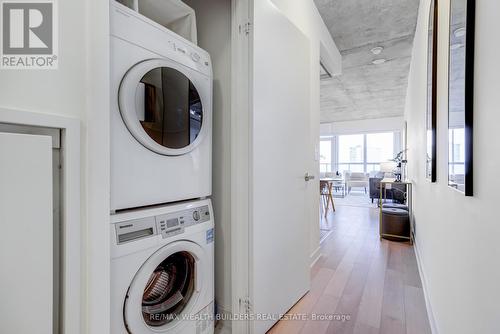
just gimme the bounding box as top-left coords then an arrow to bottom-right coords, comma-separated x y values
0,132 -> 53,334
251,1 -> 311,332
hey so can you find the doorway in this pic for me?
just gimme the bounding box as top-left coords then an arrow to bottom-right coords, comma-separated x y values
230,0 -> 316,333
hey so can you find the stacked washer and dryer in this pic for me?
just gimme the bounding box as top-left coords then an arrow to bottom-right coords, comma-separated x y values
109,1 -> 214,333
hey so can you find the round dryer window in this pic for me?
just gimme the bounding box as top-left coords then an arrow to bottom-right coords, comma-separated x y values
119,59 -> 207,156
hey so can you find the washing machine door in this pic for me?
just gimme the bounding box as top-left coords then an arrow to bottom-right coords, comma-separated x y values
119,58 -> 209,156
124,240 -> 207,333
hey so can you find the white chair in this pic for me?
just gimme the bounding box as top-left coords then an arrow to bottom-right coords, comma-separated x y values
345,172 -> 369,194
324,171 -> 335,178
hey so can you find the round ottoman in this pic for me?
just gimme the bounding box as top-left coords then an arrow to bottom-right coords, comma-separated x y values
381,208 -> 410,240
382,203 -> 409,211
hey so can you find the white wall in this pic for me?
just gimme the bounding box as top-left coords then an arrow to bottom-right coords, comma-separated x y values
0,0 -> 86,118
85,0 -> 111,333
0,0 -> 111,333
183,0 -> 233,318
270,0 -> 341,265
405,1 -> 500,333
320,116 -> 404,136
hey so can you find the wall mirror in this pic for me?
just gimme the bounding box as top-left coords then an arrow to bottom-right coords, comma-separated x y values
426,0 -> 438,182
448,0 -> 475,196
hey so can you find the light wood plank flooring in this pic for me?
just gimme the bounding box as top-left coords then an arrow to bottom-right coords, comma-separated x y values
268,205 -> 431,334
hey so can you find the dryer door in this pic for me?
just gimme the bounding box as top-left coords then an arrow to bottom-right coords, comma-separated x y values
119,58 -> 210,156
124,241 -> 207,332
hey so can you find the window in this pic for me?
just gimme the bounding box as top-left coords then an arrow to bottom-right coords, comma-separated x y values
320,140 -> 332,173
338,134 -> 364,163
337,134 -> 364,173
366,133 -> 394,164
449,128 -> 465,178
328,132 -> 398,174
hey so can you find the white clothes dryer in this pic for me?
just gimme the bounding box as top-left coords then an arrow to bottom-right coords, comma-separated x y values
110,1 -> 213,211
110,199 -> 215,334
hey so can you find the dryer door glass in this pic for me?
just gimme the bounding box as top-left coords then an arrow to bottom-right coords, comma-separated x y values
137,67 -> 203,150
141,251 -> 195,326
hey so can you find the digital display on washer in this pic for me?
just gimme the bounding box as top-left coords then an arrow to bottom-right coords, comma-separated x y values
166,218 -> 179,229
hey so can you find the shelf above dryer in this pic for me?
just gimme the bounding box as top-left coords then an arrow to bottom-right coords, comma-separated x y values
115,0 -> 197,44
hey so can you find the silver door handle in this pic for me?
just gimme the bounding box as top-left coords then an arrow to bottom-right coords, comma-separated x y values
305,173 -> 315,182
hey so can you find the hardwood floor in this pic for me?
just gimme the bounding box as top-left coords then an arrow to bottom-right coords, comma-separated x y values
268,205 -> 431,334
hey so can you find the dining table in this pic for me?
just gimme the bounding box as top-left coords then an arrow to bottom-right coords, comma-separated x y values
320,176 -> 346,217
320,177 -> 346,198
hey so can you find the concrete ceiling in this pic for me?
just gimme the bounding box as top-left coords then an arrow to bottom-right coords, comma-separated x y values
314,0 -> 420,123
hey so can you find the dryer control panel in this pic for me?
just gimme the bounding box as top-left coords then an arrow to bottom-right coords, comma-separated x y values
115,205 -> 211,244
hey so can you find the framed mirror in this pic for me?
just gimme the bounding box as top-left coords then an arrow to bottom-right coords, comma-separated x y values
448,0 -> 475,196
426,0 -> 438,182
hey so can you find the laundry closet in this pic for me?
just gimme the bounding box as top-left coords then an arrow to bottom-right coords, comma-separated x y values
181,0 -> 234,329
109,0 -> 233,333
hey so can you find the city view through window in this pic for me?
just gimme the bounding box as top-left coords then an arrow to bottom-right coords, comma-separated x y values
320,132 -> 399,174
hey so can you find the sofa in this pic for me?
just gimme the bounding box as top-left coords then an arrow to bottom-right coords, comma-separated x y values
369,176 -> 406,204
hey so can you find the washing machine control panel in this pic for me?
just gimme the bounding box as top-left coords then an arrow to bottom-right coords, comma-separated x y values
115,205 -> 211,244
156,205 -> 210,239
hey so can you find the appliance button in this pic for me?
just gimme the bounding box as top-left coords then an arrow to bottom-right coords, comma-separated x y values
191,52 -> 201,62
193,211 -> 200,221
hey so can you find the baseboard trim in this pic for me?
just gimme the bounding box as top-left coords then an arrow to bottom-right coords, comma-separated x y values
413,239 -> 439,334
310,247 -> 322,268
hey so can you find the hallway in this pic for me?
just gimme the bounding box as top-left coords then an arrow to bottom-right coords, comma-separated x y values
269,206 -> 431,334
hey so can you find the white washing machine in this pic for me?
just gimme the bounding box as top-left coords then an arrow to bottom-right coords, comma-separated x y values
111,199 -> 215,334
110,1 -> 213,211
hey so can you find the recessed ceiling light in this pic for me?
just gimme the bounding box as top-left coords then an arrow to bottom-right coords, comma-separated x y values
454,27 -> 466,38
370,46 -> 384,55
450,43 -> 463,50
372,58 -> 387,65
